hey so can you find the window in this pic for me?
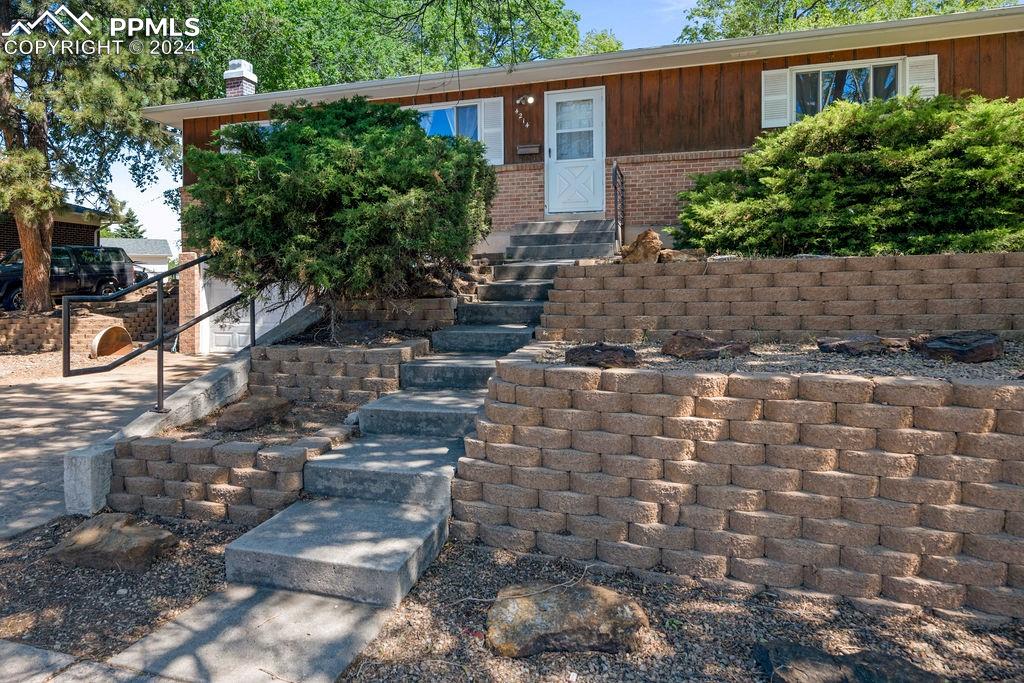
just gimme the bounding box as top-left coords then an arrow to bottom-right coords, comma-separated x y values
762,55 -> 937,129
52,248 -> 72,269
794,60 -> 900,119
416,103 -> 480,141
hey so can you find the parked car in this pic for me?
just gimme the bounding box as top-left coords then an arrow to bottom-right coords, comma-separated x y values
0,246 -> 135,311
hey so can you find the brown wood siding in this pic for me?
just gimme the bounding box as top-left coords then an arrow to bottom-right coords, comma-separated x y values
182,31 -> 1024,171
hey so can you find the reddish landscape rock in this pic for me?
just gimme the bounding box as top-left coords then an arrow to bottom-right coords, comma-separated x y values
565,342 -> 639,368
217,395 -> 292,431
662,331 -> 750,360
911,331 -> 1003,363
620,228 -> 663,264
45,513 -> 178,571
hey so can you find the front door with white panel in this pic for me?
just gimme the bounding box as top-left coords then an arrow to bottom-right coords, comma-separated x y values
545,87 -> 605,213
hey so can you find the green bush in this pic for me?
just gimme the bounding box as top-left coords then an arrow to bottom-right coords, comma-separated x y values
182,97 -> 496,305
667,94 -> 1024,256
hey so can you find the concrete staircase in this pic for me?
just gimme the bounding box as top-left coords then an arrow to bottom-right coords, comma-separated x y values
224,218 -> 611,612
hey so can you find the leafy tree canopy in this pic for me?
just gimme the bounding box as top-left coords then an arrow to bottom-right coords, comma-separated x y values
668,94 -> 1024,256
575,29 -> 623,55
182,98 -> 496,309
678,0 -> 1010,43
177,0 -> 610,100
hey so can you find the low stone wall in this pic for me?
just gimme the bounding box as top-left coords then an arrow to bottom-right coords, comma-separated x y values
106,429 -> 347,525
333,297 -> 456,331
451,343 -> 1024,618
0,299 -> 179,353
537,252 -> 1024,344
247,338 -> 430,405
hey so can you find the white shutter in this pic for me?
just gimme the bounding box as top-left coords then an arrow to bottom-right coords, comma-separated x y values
906,55 -> 939,98
761,69 -> 791,128
479,97 -> 504,165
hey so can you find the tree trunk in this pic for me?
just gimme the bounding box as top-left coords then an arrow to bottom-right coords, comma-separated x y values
14,210 -> 54,313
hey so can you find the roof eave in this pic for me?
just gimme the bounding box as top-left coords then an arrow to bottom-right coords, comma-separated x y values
143,7 -> 1024,129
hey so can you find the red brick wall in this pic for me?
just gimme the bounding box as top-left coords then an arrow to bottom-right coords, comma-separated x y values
491,163 -> 545,231
607,150 -> 745,228
0,213 -> 99,256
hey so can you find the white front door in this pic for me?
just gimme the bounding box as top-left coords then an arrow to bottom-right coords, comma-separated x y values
545,87 -> 605,214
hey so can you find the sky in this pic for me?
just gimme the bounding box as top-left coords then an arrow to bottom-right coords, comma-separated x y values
107,1 -> 694,254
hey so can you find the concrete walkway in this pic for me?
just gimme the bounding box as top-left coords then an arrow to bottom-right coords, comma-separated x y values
0,353 -> 228,540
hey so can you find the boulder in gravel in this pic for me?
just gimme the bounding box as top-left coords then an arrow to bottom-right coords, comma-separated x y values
487,582 -> 648,658
662,331 -> 750,360
753,641 -> 941,683
817,335 -> 888,356
911,331 -> 1003,363
620,228 -> 662,264
657,248 -> 703,263
46,513 -> 178,572
565,342 -> 639,368
217,395 -> 291,432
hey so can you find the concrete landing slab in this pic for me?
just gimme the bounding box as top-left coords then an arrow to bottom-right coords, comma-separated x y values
358,388 -> 485,437
225,498 -> 447,605
0,640 -> 75,683
400,352 -> 500,389
108,585 -> 389,683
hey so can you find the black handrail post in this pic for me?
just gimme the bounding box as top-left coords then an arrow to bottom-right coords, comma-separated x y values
154,279 -> 168,413
249,297 -> 257,348
61,296 -> 71,377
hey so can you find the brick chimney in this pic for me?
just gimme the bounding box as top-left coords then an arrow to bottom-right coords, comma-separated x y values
223,59 -> 257,97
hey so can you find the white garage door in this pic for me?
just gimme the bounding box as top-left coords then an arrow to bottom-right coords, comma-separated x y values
200,273 -> 304,354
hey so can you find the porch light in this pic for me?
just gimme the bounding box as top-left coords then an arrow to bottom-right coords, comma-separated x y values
516,95 -> 535,105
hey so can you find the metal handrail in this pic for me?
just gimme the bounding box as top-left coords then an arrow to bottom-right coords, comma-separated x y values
61,253 -> 257,412
611,160 -> 625,247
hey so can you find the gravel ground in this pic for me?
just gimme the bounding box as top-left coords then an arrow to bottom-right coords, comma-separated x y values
163,401 -> 350,446
535,341 -> 1024,381
343,542 -> 1023,682
0,515 -> 244,659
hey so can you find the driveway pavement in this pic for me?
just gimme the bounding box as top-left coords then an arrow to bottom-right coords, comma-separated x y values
0,353 -> 229,540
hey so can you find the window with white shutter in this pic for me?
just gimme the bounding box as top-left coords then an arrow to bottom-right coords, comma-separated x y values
407,96 -> 505,166
763,54 -> 939,129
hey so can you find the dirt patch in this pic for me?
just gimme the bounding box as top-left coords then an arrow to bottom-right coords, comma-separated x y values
342,542 -> 1023,682
0,350 -> 150,384
0,515 -> 244,659
536,341 -> 1024,382
162,400 -> 350,446
281,318 -> 430,347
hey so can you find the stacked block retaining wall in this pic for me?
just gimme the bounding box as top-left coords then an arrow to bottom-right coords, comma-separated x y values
537,252 -> 1024,344
247,338 -> 431,404
331,297 -> 457,332
107,430 -> 347,525
451,343 -> 1024,618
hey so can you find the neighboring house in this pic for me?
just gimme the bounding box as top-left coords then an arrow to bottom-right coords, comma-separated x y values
0,205 -> 103,260
99,238 -> 174,275
142,7 -> 1024,353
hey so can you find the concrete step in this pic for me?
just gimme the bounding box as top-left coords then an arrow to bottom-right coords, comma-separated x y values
504,242 -> 616,261
358,388 -> 486,437
400,352 -> 499,389
457,300 -> 545,325
476,279 -> 553,301
492,261 -> 566,281
510,219 -> 615,235
510,230 -> 616,247
226,498 -> 447,606
431,324 -> 535,353
304,435 -> 462,505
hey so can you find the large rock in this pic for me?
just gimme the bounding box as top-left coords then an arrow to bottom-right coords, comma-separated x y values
217,395 -> 292,431
753,641 -> 940,683
662,331 -> 750,360
911,331 -> 1003,363
486,582 -> 648,658
658,248 -> 704,263
817,335 -> 887,356
565,342 -> 639,368
46,513 -> 178,571
620,229 -> 663,264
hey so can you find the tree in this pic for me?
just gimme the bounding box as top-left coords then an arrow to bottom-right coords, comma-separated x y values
0,1 -> 182,311
575,29 -> 623,55
182,98 -> 496,325
102,208 -> 146,239
177,0 -> 588,100
678,0 -> 1009,43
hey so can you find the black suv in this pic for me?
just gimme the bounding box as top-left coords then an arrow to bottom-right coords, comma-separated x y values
0,245 -> 134,311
